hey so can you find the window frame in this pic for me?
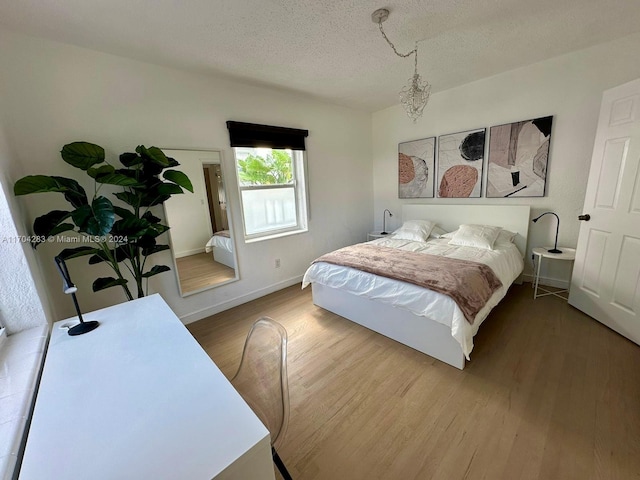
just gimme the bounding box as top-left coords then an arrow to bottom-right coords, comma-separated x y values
234,147 -> 308,242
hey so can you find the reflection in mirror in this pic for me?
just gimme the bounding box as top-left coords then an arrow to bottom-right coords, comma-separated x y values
163,149 -> 239,296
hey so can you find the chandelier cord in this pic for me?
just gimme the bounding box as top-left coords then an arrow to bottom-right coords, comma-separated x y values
373,8 -> 430,122
377,22 -> 416,59
378,22 -> 420,77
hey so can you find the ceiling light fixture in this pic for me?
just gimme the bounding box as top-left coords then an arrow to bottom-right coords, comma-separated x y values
372,8 -> 431,123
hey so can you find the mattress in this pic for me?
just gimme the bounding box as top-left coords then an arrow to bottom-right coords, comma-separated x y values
205,234 -> 234,254
302,237 -> 524,358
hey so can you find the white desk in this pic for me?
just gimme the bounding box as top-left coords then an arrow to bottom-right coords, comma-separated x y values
532,247 -> 576,300
19,294 -> 274,480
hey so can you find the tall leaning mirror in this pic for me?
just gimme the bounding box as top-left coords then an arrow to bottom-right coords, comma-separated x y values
163,149 -> 239,296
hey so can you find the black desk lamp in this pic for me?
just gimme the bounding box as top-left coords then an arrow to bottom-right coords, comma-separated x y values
381,209 -> 393,235
54,256 -> 99,336
532,212 -> 562,254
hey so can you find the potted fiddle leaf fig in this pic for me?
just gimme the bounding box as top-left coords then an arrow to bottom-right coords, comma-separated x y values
14,141 -> 193,300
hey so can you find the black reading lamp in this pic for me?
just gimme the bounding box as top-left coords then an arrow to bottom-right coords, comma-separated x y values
381,209 -> 393,235
532,212 -> 562,254
54,256 -> 99,336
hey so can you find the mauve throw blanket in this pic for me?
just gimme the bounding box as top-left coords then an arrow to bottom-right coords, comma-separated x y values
313,244 -> 502,324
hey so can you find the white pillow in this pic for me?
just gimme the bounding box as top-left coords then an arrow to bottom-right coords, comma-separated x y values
448,224 -> 502,250
495,229 -> 517,245
430,226 -> 448,239
392,220 -> 435,242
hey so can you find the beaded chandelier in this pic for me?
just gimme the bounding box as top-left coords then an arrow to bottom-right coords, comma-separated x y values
372,8 -> 431,122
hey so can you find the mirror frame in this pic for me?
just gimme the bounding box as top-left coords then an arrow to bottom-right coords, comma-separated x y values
162,148 -> 240,297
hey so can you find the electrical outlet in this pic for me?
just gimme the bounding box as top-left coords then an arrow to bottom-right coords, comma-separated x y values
275,259 -> 281,268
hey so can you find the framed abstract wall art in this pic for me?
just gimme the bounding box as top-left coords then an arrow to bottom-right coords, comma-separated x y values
398,137 -> 435,198
436,128 -> 485,198
486,116 -> 553,197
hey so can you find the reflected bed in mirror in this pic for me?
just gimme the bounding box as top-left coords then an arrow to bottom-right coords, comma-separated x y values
163,149 -> 239,296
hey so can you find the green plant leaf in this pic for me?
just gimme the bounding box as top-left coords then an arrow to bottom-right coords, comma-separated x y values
114,168 -> 140,179
61,142 -> 105,170
95,173 -> 142,187
141,265 -> 171,278
163,170 -> 194,193
141,161 -> 163,177
141,211 -> 161,224
119,152 -> 142,167
111,217 -> 150,239
57,246 -> 101,260
88,246 -> 130,264
85,196 -> 115,236
136,234 -> 156,249
93,277 -> 128,292
139,192 -> 170,207
156,183 -> 184,195
88,252 -> 107,264
71,205 -> 92,231
133,172 -> 155,183
142,244 -> 170,256
53,177 -> 89,208
136,145 -> 169,167
70,197 -> 115,236
113,206 -> 135,219
87,165 -> 115,179
147,223 -> 169,237
14,176 -> 88,208
114,191 -> 141,208
48,223 -> 76,237
132,177 -> 161,192
165,157 -> 180,168
15,176 -> 65,195
33,210 -> 72,237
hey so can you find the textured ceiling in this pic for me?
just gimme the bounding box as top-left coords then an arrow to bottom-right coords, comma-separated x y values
1,0 -> 639,111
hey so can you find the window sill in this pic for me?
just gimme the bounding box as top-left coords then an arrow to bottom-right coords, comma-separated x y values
0,325 -> 49,479
244,227 -> 308,244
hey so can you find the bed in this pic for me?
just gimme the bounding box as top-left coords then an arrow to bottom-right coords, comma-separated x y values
205,230 -> 236,269
302,204 -> 530,369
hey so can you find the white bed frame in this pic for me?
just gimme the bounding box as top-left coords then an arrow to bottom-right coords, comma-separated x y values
311,204 -> 531,370
213,247 -> 236,269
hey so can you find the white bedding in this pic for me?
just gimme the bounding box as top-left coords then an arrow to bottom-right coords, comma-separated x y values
302,237 -> 524,359
205,234 -> 234,254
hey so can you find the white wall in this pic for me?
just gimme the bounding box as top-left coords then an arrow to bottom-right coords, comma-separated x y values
0,29 -> 372,323
0,127 -> 49,333
373,32 -> 640,285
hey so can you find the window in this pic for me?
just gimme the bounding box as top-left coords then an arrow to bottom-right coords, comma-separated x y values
227,121 -> 309,242
234,147 -> 308,240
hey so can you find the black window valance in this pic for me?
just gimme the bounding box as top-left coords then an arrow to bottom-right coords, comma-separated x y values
226,121 -> 309,151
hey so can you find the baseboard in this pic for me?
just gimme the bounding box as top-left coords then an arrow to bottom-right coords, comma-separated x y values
175,247 -> 205,259
522,274 -> 570,290
180,275 -> 304,325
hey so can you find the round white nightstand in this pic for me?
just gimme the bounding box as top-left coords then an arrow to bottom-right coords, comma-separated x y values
368,232 -> 389,241
532,247 -> 576,300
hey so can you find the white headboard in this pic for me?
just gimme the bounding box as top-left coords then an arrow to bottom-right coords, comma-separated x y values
402,204 -> 531,256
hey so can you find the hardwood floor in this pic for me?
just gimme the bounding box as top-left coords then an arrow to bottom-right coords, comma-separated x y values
187,284 -> 640,480
175,252 -> 235,293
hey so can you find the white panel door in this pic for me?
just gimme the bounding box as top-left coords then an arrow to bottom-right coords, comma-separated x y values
569,78 -> 640,345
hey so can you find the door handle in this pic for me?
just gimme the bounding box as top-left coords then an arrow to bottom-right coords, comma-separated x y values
578,214 -> 591,221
